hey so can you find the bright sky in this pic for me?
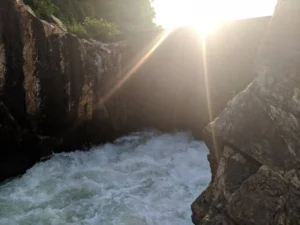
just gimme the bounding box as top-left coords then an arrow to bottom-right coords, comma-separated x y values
153,0 -> 277,31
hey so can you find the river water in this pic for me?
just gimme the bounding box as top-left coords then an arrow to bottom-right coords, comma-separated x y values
0,131 -> 210,225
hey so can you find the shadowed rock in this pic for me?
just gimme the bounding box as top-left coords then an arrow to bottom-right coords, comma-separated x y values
0,0 -> 123,180
192,0 -> 300,224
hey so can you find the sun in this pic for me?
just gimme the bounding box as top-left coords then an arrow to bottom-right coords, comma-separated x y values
190,17 -> 222,34
153,0 -> 277,33
153,0 -> 222,33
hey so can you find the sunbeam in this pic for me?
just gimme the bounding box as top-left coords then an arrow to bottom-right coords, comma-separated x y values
100,29 -> 173,104
200,33 -> 220,160
60,29 -> 173,140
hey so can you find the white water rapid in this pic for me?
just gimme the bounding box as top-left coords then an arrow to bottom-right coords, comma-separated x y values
0,131 -> 210,225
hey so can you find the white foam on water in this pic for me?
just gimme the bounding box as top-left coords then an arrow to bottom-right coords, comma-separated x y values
0,131 -> 210,225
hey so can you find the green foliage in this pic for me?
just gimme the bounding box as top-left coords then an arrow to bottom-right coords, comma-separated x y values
66,18 -> 120,41
66,22 -> 88,39
24,0 -> 58,18
24,0 -> 156,42
82,18 -> 120,41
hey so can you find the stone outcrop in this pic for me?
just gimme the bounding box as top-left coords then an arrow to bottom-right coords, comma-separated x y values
192,0 -> 300,224
0,0 -> 270,182
0,0 -> 125,181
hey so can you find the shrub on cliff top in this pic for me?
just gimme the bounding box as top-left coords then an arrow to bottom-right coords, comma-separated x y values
66,22 -> 88,39
65,18 -> 120,42
82,18 -> 120,41
24,0 -> 156,42
24,0 -> 58,18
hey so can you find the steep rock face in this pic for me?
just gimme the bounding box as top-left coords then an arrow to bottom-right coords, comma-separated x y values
192,1 -> 300,224
0,0 -> 125,181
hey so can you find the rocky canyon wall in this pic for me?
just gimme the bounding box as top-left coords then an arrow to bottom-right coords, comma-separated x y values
0,0 -> 127,181
192,0 -> 300,224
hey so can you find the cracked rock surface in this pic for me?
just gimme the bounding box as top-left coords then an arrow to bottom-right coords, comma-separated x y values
192,0 -> 300,224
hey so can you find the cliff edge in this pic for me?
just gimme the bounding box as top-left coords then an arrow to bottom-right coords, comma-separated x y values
0,0 -> 126,180
192,0 -> 300,224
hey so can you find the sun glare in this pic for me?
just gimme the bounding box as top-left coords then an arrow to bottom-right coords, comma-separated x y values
100,0 -> 277,107
154,0 -> 277,33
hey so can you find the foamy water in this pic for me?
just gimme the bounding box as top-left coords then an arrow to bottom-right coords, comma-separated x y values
0,131 -> 210,225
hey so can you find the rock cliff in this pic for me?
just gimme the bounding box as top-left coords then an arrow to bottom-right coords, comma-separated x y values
0,0 -> 126,181
192,0 -> 300,224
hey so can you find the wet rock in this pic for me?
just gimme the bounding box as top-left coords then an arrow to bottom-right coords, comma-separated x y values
192,145 -> 260,225
227,166 -> 288,225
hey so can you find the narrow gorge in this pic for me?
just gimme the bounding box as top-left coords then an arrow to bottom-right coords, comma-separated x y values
1,0 -> 299,224
0,0 -> 268,181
